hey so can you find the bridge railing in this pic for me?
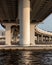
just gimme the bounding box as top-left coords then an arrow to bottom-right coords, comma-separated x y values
35,40 -> 52,44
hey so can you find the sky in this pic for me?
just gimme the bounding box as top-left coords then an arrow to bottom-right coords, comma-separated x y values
0,13 -> 52,31
38,13 -> 52,31
0,24 -> 5,30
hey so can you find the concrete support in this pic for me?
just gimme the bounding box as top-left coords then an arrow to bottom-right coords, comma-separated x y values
30,24 -> 35,46
5,24 -> 12,45
37,35 -> 39,43
18,0 -> 30,46
49,36 -> 51,43
41,35 -> 43,42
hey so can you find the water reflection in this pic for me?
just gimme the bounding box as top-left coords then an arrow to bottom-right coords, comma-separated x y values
0,50 -> 52,65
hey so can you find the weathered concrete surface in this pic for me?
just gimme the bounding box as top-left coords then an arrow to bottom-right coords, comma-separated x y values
0,45 -> 52,51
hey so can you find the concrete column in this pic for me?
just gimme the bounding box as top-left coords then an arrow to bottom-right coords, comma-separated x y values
30,24 -> 35,46
5,24 -> 12,45
18,0 -> 30,46
49,36 -> 51,43
41,35 -> 43,42
37,35 -> 39,43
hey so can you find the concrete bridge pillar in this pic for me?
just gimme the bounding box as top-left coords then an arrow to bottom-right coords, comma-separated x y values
49,36 -> 51,43
30,24 -> 36,46
41,35 -> 43,42
18,0 -> 30,46
37,35 -> 39,43
5,24 -> 12,45
3,23 -> 17,45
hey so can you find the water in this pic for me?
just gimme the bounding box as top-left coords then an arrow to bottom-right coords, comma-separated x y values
0,50 -> 52,65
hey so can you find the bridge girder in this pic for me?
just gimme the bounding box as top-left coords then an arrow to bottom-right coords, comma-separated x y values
0,0 -> 52,23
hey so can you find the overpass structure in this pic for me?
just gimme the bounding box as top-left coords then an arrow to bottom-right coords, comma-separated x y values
0,0 -> 52,47
35,27 -> 52,45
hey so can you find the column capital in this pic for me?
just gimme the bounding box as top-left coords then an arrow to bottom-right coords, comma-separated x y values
2,23 -> 17,27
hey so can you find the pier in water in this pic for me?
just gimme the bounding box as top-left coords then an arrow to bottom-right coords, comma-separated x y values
0,50 -> 52,65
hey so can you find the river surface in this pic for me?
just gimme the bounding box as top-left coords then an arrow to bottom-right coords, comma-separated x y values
0,50 -> 52,65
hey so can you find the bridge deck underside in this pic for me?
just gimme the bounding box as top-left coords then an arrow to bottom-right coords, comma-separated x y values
0,0 -> 52,23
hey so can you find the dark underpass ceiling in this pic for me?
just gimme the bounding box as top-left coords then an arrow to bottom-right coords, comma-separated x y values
0,0 -> 52,23
0,0 -> 18,23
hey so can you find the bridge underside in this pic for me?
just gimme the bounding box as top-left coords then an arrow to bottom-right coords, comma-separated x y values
0,0 -> 52,23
